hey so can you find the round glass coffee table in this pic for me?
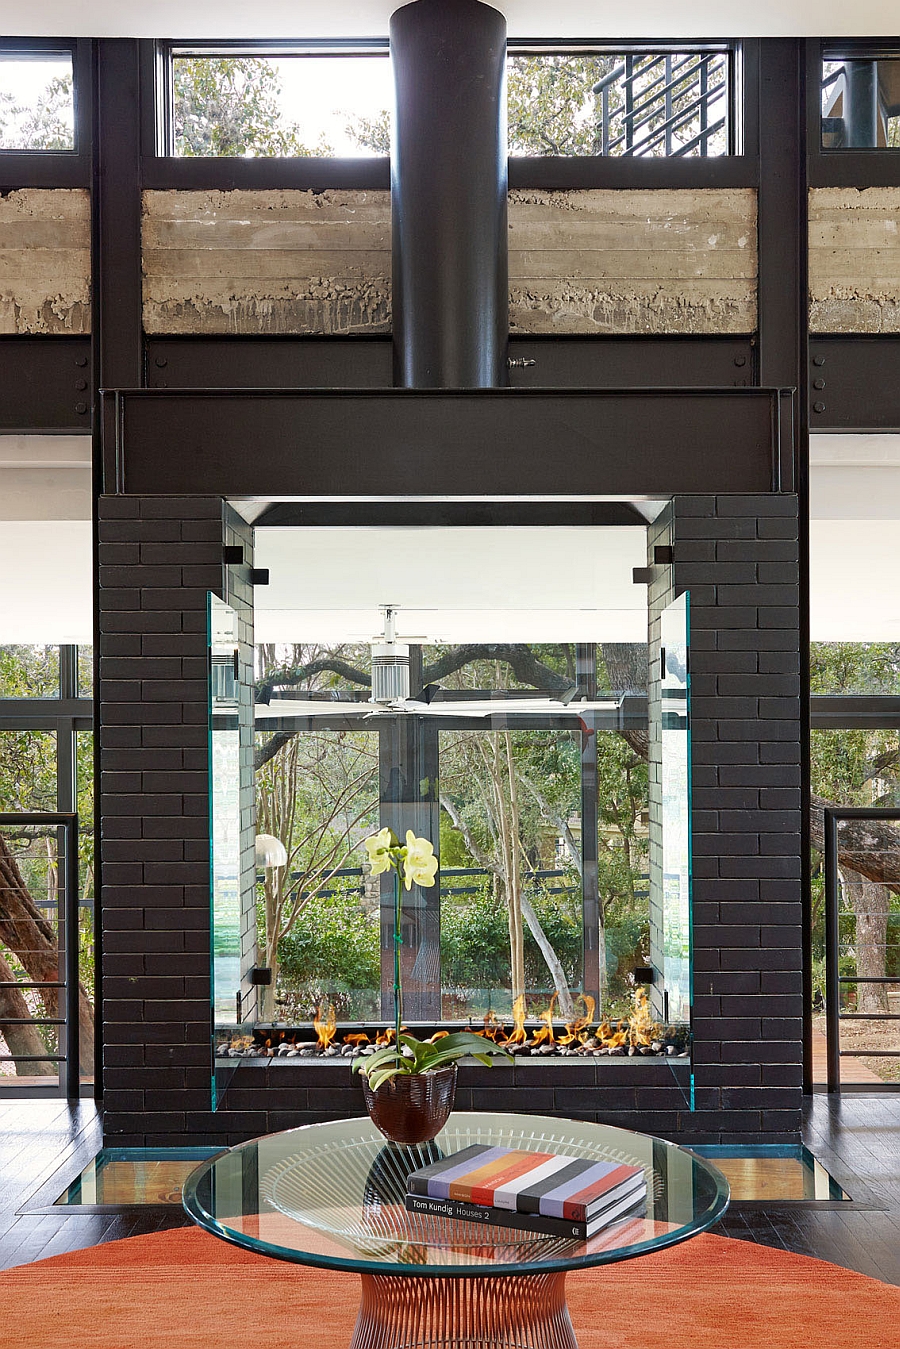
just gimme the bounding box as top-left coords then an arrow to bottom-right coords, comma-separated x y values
183,1112 -> 729,1349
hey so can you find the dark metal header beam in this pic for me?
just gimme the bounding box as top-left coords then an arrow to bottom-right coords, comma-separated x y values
104,385 -> 788,497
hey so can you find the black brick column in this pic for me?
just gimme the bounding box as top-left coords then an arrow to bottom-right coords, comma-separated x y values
98,495 -> 265,1145
666,492 -> 803,1142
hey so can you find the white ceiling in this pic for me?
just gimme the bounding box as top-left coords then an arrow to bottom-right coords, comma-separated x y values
9,1 -> 900,39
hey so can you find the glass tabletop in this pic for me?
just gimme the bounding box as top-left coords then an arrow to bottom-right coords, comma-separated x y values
183,1112 -> 729,1277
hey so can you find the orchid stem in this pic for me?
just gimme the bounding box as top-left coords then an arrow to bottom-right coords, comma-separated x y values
393,867 -> 403,1051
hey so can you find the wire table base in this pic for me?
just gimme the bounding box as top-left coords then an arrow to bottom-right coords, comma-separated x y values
350,1271 -> 578,1349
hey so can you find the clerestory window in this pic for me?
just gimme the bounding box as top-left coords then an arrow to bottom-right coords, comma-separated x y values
165,44 -> 392,158
158,41 -> 737,160
822,52 -> 900,149
0,50 -> 75,152
506,46 -> 735,158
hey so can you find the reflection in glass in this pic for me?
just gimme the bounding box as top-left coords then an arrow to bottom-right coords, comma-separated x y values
822,57 -> 900,148
184,1114 -> 729,1272
660,595 -> 691,1026
209,597 -> 242,1031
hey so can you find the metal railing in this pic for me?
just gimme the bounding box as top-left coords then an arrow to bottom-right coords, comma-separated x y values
591,51 -> 730,158
823,807 -> 900,1093
0,813 -> 80,1098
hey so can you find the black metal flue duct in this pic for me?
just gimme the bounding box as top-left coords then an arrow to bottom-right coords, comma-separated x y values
390,0 -> 508,389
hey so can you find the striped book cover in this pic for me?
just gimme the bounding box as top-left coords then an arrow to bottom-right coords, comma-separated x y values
407,1146 -> 645,1224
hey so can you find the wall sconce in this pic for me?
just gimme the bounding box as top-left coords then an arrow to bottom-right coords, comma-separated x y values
255,833 -> 287,870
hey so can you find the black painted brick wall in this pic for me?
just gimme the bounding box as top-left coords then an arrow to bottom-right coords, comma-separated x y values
99,492 -> 802,1147
667,492 -> 803,1142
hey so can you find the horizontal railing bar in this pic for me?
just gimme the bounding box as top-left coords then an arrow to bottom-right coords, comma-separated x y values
839,1049 -> 900,1057
838,1013 -> 900,1021
0,982 -> 65,989
0,1018 -> 65,1025
838,976 -> 900,983
0,1055 -> 62,1062
0,813 -> 77,824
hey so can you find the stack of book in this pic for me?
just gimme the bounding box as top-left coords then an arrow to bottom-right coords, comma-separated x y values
405,1144 -> 647,1240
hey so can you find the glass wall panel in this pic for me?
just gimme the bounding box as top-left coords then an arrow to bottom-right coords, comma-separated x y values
659,594 -> 692,1027
822,56 -> 900,148
171,50 -> 391,157
0,51 -> 74,151
812,642 -> 900,696
254,720 -> 380,1022
831,816 -> 900,1085
209,597 -> 242,1035
0,729 -> 57,811
76,729 -> 94,1085
76,645 -> 93,699
0,645 -> 59,699
206,522 -> 698,1075
811,734 -> 900,1086
508,50 -> 731,157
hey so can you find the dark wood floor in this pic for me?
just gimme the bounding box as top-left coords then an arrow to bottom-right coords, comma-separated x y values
0,1093 -> 898,1281
0,1097 -> 191,1271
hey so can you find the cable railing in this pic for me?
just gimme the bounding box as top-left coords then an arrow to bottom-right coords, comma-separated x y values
823,807 -> 900,1094
0,813 -> 80,1097
591,51 -> 729,158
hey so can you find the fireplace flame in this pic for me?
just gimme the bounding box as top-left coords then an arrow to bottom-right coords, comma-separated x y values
628,985 -> 659,1047
500,994 -> 528,1046
427,1029 -> 450,1043
313,1001 -> 337,1050
529,994 -> 557,1047
559,994 -> 596,1045
480,1010 -> 505,1043
343,1032 -> 370,1047
590,987 -> 661,1050
375,1026 -> 397,1046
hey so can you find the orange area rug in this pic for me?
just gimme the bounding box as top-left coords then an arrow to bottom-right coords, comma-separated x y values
1,1226 -> 897,1349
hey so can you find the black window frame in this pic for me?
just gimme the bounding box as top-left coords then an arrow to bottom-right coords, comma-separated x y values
0,643 -> 95,1099
808,39 -> 900,187
143,36 -> 757,193
0,37 -> 91,190
506,39 -> 741,158
142,38 -> 392,192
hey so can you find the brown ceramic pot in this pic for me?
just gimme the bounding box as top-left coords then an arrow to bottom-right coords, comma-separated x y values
361,1064 -> 457,1145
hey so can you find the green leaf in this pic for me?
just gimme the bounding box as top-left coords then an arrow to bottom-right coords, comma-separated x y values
402,1032 -> 514,1071
355,1045 -> 406,1076
367,1063 -> 412,1092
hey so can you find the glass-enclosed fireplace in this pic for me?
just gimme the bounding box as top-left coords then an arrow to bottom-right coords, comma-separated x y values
209,515 -> 693,1104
